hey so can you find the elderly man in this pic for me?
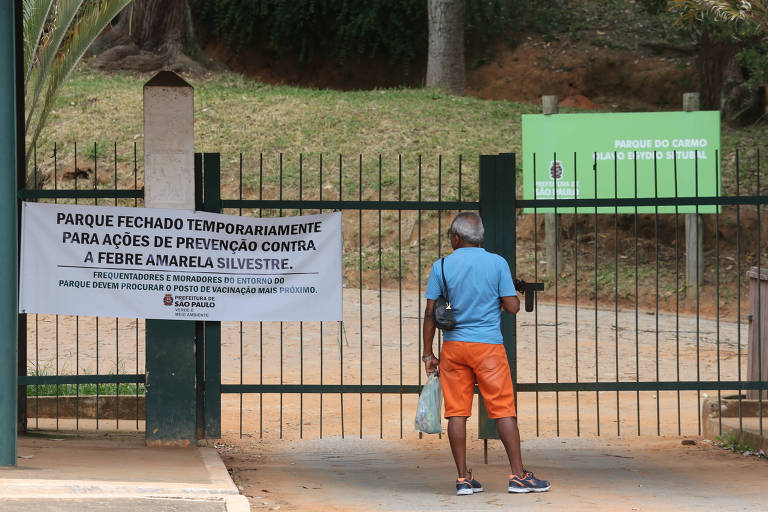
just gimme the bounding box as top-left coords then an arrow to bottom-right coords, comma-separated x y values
422,212 -> 550,496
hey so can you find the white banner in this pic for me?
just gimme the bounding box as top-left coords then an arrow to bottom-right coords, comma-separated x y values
19,203 -> 343,321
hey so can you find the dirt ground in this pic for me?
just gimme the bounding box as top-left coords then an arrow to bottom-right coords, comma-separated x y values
27,286 -> 749,441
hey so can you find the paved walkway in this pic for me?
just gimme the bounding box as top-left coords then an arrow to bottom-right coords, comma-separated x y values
0,433 -> 249,512
221,434 -> 768,512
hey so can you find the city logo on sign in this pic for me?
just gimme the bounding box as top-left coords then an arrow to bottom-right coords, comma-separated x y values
163,294 -> 173,306
549,160 -> 563,180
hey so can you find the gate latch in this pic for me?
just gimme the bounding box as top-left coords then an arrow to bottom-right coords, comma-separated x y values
513,279 -> 544,312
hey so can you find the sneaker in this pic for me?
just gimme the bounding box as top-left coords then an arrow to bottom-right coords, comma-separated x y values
466,469 -> 483,493
456,478 -> 473,496
508,470 -> 551,493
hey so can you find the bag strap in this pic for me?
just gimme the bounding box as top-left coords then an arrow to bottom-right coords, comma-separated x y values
440,257 -> 450,304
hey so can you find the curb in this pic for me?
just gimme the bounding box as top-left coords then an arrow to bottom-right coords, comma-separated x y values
1,446 -> 250,512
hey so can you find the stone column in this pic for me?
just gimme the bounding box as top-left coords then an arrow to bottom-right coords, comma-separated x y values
144,71 -> 195,210
143,71 -> 197,446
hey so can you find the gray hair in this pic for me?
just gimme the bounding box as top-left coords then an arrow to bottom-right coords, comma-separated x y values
451,212 -> 484,244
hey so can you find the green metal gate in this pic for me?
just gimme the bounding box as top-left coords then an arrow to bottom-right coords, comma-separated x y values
18,146 -> 768,443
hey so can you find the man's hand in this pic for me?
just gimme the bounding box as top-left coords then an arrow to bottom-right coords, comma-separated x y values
422,299 -> 438,375
423,353 -> 439,375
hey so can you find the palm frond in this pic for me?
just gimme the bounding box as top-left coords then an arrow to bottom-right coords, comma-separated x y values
25,0 -> 132,165
23,0 -> 55,85
672,1 -> 768,30
26,0 -> 85,135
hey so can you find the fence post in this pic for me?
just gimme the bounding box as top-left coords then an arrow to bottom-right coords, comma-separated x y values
202,153 -> 221,440
15,0 -> 26,436
0,0 -> 19,467
542,96 -> 562,276
478,153 -> 517,442
683,92 -> 703,290
143,71 -> 198,446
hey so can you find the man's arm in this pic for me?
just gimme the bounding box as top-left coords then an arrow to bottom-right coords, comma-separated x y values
501,295 -> 520,314
422,299 -> 439,374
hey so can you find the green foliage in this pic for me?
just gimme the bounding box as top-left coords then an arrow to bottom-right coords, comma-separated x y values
191,0 -> 425,65
190,0 -> 572,67
638,0 -> 670,15
28,381 -> 146,396
26,365 -> 146,396
714,430 -> 753,452
672,0 -> 768,91
737,44 -> 768,86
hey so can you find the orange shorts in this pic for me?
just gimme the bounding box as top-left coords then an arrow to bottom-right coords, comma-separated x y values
439,341 -> 516,419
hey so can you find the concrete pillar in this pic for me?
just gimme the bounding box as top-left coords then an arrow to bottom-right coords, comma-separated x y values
0,0 -> 19,466
683,92 -> 703,289
542,95 -> 562,276
143,71 -> 197,446
144,71 -> 195,211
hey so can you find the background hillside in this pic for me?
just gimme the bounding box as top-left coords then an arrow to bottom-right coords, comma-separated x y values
189,0 -> 719,112
30,0 -> 768,321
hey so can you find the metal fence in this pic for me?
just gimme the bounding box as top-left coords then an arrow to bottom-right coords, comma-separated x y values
513,150 -> 767,439
18,142 -> 146,432
214,152 -> 479,439
17,144 -> 768,443
214,150 -> 767,441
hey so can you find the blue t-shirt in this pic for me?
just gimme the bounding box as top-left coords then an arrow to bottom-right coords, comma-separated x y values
424,247 -> 516,344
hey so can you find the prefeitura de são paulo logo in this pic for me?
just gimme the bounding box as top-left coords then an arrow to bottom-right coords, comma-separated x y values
163,294 -> 173,306
549,160 -> 563,180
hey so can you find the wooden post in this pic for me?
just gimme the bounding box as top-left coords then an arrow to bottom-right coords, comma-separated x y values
542,95 -> 562,276
683,93 -> 703,290
747,267 -> 768,400
683,92 -> 700,112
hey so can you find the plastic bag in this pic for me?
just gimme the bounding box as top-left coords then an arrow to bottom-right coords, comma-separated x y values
414,373 -> 443,434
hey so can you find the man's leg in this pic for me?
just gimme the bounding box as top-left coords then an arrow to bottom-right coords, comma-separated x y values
447,416 -> 469,479
496,416 -> 524,477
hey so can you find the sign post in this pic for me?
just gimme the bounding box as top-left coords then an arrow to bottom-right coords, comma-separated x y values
542,96 -> 562,277
683,93 -> 704,289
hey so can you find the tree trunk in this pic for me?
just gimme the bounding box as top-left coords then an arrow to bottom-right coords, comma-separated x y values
426,0 -> 466,96
89,0 -> 214,74
698,30 -> 739,110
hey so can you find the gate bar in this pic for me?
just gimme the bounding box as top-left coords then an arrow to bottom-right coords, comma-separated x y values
202,153 -> 222,439
223,199 -> 478,210
20,375 -> 145,385
221,381 -> 768,394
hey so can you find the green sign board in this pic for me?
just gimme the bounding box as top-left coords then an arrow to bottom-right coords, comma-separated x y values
521,111 -> 721,213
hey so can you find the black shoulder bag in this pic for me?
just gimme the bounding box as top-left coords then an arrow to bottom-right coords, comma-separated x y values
433,258 -> 457,330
